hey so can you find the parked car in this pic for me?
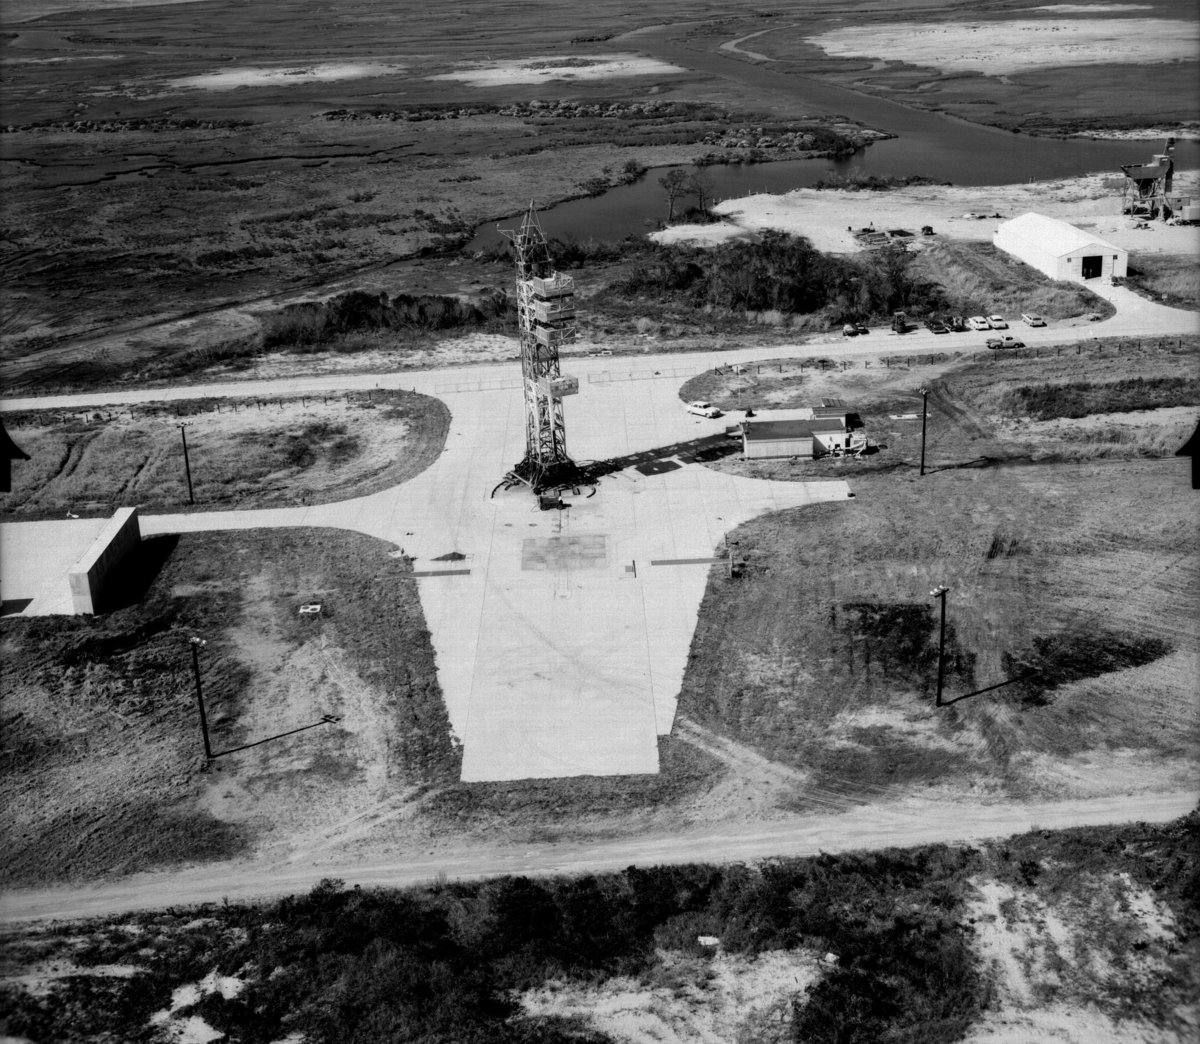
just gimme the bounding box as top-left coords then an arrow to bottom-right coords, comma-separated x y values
1020,312 -> 1046,327
987,314 -> 1008,329
924,319 -> 949,334
842,323 -> 859,337
686,400 -> 721,418
986,336 -> 1025,350
967,316 -> 991,331
947,316 -> 966,332
852,322 -> 869,335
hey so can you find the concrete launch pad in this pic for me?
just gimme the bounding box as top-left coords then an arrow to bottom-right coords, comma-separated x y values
2,363 -> 849,781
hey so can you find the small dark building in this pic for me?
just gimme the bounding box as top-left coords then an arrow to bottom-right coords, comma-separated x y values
1176,420 -> 1200,490
0,419 -> 29,493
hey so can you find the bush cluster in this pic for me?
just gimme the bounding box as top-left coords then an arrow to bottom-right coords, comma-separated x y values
613,232 -> 944,321
1001,376 -> 1200,420
1,848 -> 986,1043
259,289 -> 510,349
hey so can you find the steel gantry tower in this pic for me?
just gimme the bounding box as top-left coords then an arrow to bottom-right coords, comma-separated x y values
501,204 -> 580,491
1121,137 -> 1176,221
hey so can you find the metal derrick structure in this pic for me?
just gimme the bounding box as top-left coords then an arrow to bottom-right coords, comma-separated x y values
501,204 -> 580,491
1121,136 -> 1175,220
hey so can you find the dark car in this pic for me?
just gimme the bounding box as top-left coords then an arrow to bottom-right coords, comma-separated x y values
924,319 -> 949,334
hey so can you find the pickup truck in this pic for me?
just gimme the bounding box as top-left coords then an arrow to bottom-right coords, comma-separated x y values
986,336 -> 1025,350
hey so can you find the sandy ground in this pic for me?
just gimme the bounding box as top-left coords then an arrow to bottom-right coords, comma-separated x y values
807,17 -> 1199,76
169,63 -> 405,91
963,878 -> 1190,1043
1,0 -> 208,22
430,55 -> 687,87
520,948 -> 821,1044
653,173 -> 1200,256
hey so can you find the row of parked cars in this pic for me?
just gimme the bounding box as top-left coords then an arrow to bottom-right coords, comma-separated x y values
844,312 -> 1046,336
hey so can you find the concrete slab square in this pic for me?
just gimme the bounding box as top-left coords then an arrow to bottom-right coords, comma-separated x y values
0,518 -> 108,616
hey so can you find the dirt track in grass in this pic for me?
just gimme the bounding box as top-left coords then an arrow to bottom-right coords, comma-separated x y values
0,389 -> 449,519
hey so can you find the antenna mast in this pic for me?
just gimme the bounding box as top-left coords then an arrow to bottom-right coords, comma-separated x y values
500,203 -> 579,491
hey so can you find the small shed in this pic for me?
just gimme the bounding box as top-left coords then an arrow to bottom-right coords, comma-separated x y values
993,213 -> 1128,282
744,419 -> 814,460
742,416 -> 860,459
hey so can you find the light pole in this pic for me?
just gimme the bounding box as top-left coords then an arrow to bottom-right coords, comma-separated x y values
190,636 -> 213,760
919,387 -> 929,477
930,585 -> 949,706
178,422 -> 194,505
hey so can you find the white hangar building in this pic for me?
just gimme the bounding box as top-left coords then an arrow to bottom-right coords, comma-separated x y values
993,213 -> 1128,282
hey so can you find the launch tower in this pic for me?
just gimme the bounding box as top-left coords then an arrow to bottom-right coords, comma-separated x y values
501,204 -> 580,492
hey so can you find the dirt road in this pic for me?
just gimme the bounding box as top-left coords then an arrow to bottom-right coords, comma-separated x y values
2,790 -> 1192,925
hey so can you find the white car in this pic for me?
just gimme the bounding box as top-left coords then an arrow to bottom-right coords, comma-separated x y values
1020,312 -> 1046,327
987,314 -> 1008,329
686,400 -> 721,418
967,316 -> 990,331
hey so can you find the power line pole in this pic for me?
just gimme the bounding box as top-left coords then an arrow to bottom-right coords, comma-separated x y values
930,585 -> 949,706
178,423 -> 195,505
919,387 -> 929,477
190,636 -> 213,760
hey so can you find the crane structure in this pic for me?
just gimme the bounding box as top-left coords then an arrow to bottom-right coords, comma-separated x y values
1121,137 -> 1175,221
501,204 -> 580,492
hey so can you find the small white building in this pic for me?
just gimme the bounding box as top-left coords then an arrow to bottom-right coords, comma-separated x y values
993,213 -> 1128,282
741,412 -> 865,460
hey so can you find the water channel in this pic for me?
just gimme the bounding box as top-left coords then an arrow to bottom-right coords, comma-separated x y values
468,23 -> 1196,250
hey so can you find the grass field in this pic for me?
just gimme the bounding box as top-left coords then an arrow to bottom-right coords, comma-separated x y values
1124,253 -> 1200,312
0,527 -> 453,889
909,240 -> 1115,323
1,814 -> 1195,1043
677,458 -> 1196,805
0,389 -> 448,519
670,339 -> 1199,806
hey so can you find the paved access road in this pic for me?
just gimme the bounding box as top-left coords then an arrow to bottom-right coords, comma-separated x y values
1,790 -> 1193,924
0,283 -> 1193,415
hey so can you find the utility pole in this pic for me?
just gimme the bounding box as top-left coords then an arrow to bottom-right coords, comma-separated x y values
190,636 -> 213,760
930,585 -> 949,706
919,387 -> 929,477
178,423 -> 195,505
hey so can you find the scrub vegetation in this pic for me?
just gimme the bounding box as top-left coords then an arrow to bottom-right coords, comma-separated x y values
603,233 -> 1105,330
2,814 -> 1196,1044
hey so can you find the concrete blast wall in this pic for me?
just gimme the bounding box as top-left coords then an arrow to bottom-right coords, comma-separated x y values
68,506 -> 141,614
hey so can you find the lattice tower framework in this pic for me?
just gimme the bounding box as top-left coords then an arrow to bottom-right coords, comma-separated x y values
501,204 -> 579,490
1121,137 -> 1175,220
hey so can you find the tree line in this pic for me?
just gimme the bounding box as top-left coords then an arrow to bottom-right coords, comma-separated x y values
615,231 -> 947,322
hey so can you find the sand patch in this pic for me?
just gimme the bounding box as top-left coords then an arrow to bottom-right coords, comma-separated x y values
651,173 -> 1200,257
1033,4 -> 1152,10
808,19 -> 1198,76
520,948 -> 820,1044
170,62 -> 403,91
964,875 -> 1188,1042
150,970 -> 245,1044
430,54 -> 686,87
